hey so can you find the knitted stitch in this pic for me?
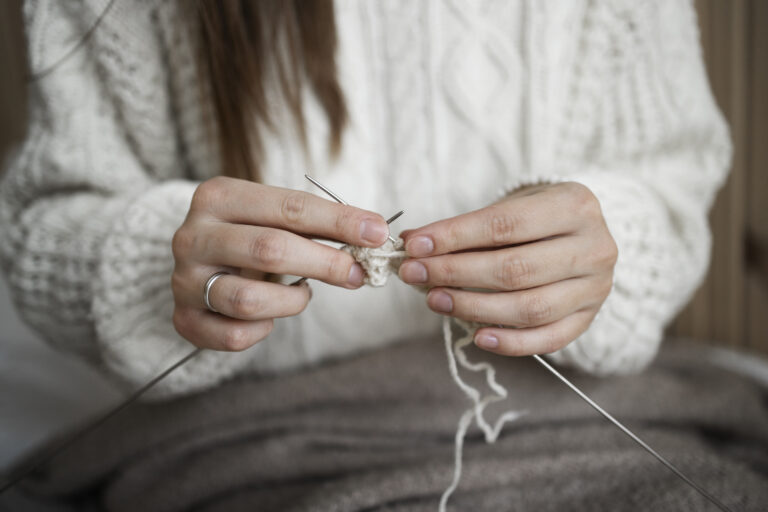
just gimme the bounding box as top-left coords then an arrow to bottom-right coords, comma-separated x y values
342,239 -> 407,287
0,0 -> 731,397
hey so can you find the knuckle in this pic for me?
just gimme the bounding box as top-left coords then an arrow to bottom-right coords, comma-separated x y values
489,212 -> 516,245
334,208 -> 361,240
438,259 -> 457,285
171,227 -> 196,258
465,296 -> 486,322
567,182 -> 601,218
172,307 -> 195,339
445,221 -> 463,248
521,293 -> 552,327
192,177 -> 228,210
170,270 -> 186,298
327,250 -> 353,283
597,275 -> 614,300
230,286 -> 264,318
280,191 -> 308,224
222,327 -> 251,352
563,180 -> 589,199
249,231 -> 286,268
497,255 -> 533,289
593,235 -> 619,268
542,327 -> 568,354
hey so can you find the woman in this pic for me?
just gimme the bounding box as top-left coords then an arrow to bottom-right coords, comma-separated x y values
0,0 -> 729,398
5,1 -> 756,510
0,0 -> 730,396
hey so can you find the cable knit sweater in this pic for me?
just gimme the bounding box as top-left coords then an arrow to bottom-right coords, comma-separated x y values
0,0 -> 730,398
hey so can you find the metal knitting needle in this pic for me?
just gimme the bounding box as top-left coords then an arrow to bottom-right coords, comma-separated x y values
0,179 -> 400,494
384,210 -> 405,225
309,175 -> 731,510
305,174 -> 398,244
0,347 -> 202,494
531,354 -> 733,512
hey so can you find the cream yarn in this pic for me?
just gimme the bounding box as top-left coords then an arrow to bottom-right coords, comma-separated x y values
347,239 -> 525,511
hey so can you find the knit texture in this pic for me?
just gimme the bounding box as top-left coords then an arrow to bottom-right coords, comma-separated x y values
0,0 -> 731,397
343,239 -> 407,287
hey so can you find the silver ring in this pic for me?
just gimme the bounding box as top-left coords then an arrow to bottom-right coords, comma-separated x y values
203,271 -> 229,313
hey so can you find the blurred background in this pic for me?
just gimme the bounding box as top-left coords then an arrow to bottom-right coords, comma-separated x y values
668,0 -> 768,354
0,0 -> 766,473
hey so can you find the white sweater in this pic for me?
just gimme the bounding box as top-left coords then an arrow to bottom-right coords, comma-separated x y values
0,0 -> 730,398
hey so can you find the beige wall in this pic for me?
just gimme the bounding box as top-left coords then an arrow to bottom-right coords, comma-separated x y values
669,0 -> 768,353
0,1 -> 766,354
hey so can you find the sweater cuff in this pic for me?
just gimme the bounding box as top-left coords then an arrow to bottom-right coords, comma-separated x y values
92,180 -> 252,399
519,173 -> 699,375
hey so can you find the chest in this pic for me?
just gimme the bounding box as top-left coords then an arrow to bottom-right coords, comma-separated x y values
257,0 -> 539,227
141,1 -> 580,220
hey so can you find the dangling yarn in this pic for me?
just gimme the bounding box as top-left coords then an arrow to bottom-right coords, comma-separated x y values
438,316 -> 527,511
344,239 -> 526,511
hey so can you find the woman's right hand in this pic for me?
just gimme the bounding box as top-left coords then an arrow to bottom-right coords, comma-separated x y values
170,177 -> 390,351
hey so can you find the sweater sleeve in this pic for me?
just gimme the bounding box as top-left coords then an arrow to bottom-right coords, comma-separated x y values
0,0 -> 249,398
539,0 -> 731,374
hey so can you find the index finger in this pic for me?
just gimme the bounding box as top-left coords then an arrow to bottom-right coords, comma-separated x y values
401,188 -> 578,257
194,177 -> 390,247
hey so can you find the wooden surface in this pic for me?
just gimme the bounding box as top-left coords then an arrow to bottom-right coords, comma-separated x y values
669,0 -> 768,354
0,1 -> 765,353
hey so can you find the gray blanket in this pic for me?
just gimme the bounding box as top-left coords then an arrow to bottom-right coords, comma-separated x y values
5,338 -> 768,511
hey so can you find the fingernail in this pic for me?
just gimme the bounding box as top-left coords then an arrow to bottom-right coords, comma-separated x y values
347,264 -> 365,287
399,261 -> 428,283
360,219 -> 388,245
475,334 -> 499,349
406,236 -> 434,257
428,290 -> 453,313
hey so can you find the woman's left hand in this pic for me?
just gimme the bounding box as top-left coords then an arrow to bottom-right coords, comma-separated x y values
398,182 -> 618,355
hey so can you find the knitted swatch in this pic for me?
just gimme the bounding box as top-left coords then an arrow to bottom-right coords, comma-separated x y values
346,239 -> 525,511
342,239 -> 408,287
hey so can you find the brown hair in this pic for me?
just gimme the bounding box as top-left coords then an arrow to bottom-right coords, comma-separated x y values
196,0 -> 347,181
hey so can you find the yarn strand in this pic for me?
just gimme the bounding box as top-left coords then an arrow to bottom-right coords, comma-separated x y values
343,240 -> 526,511
439,316 -> 526,511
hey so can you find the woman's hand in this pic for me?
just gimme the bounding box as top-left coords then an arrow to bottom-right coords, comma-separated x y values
171,177 -> 390,351
399,182 -> 618,355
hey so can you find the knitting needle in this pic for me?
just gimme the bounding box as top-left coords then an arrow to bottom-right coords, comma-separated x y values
530,354 -> 732,511
0,347 -> 203,494
305,174 -> 398,244
384,210 -> 405,225
289,208 -> 405,286
0,180 -> 403,494
307,173 -> 731,510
